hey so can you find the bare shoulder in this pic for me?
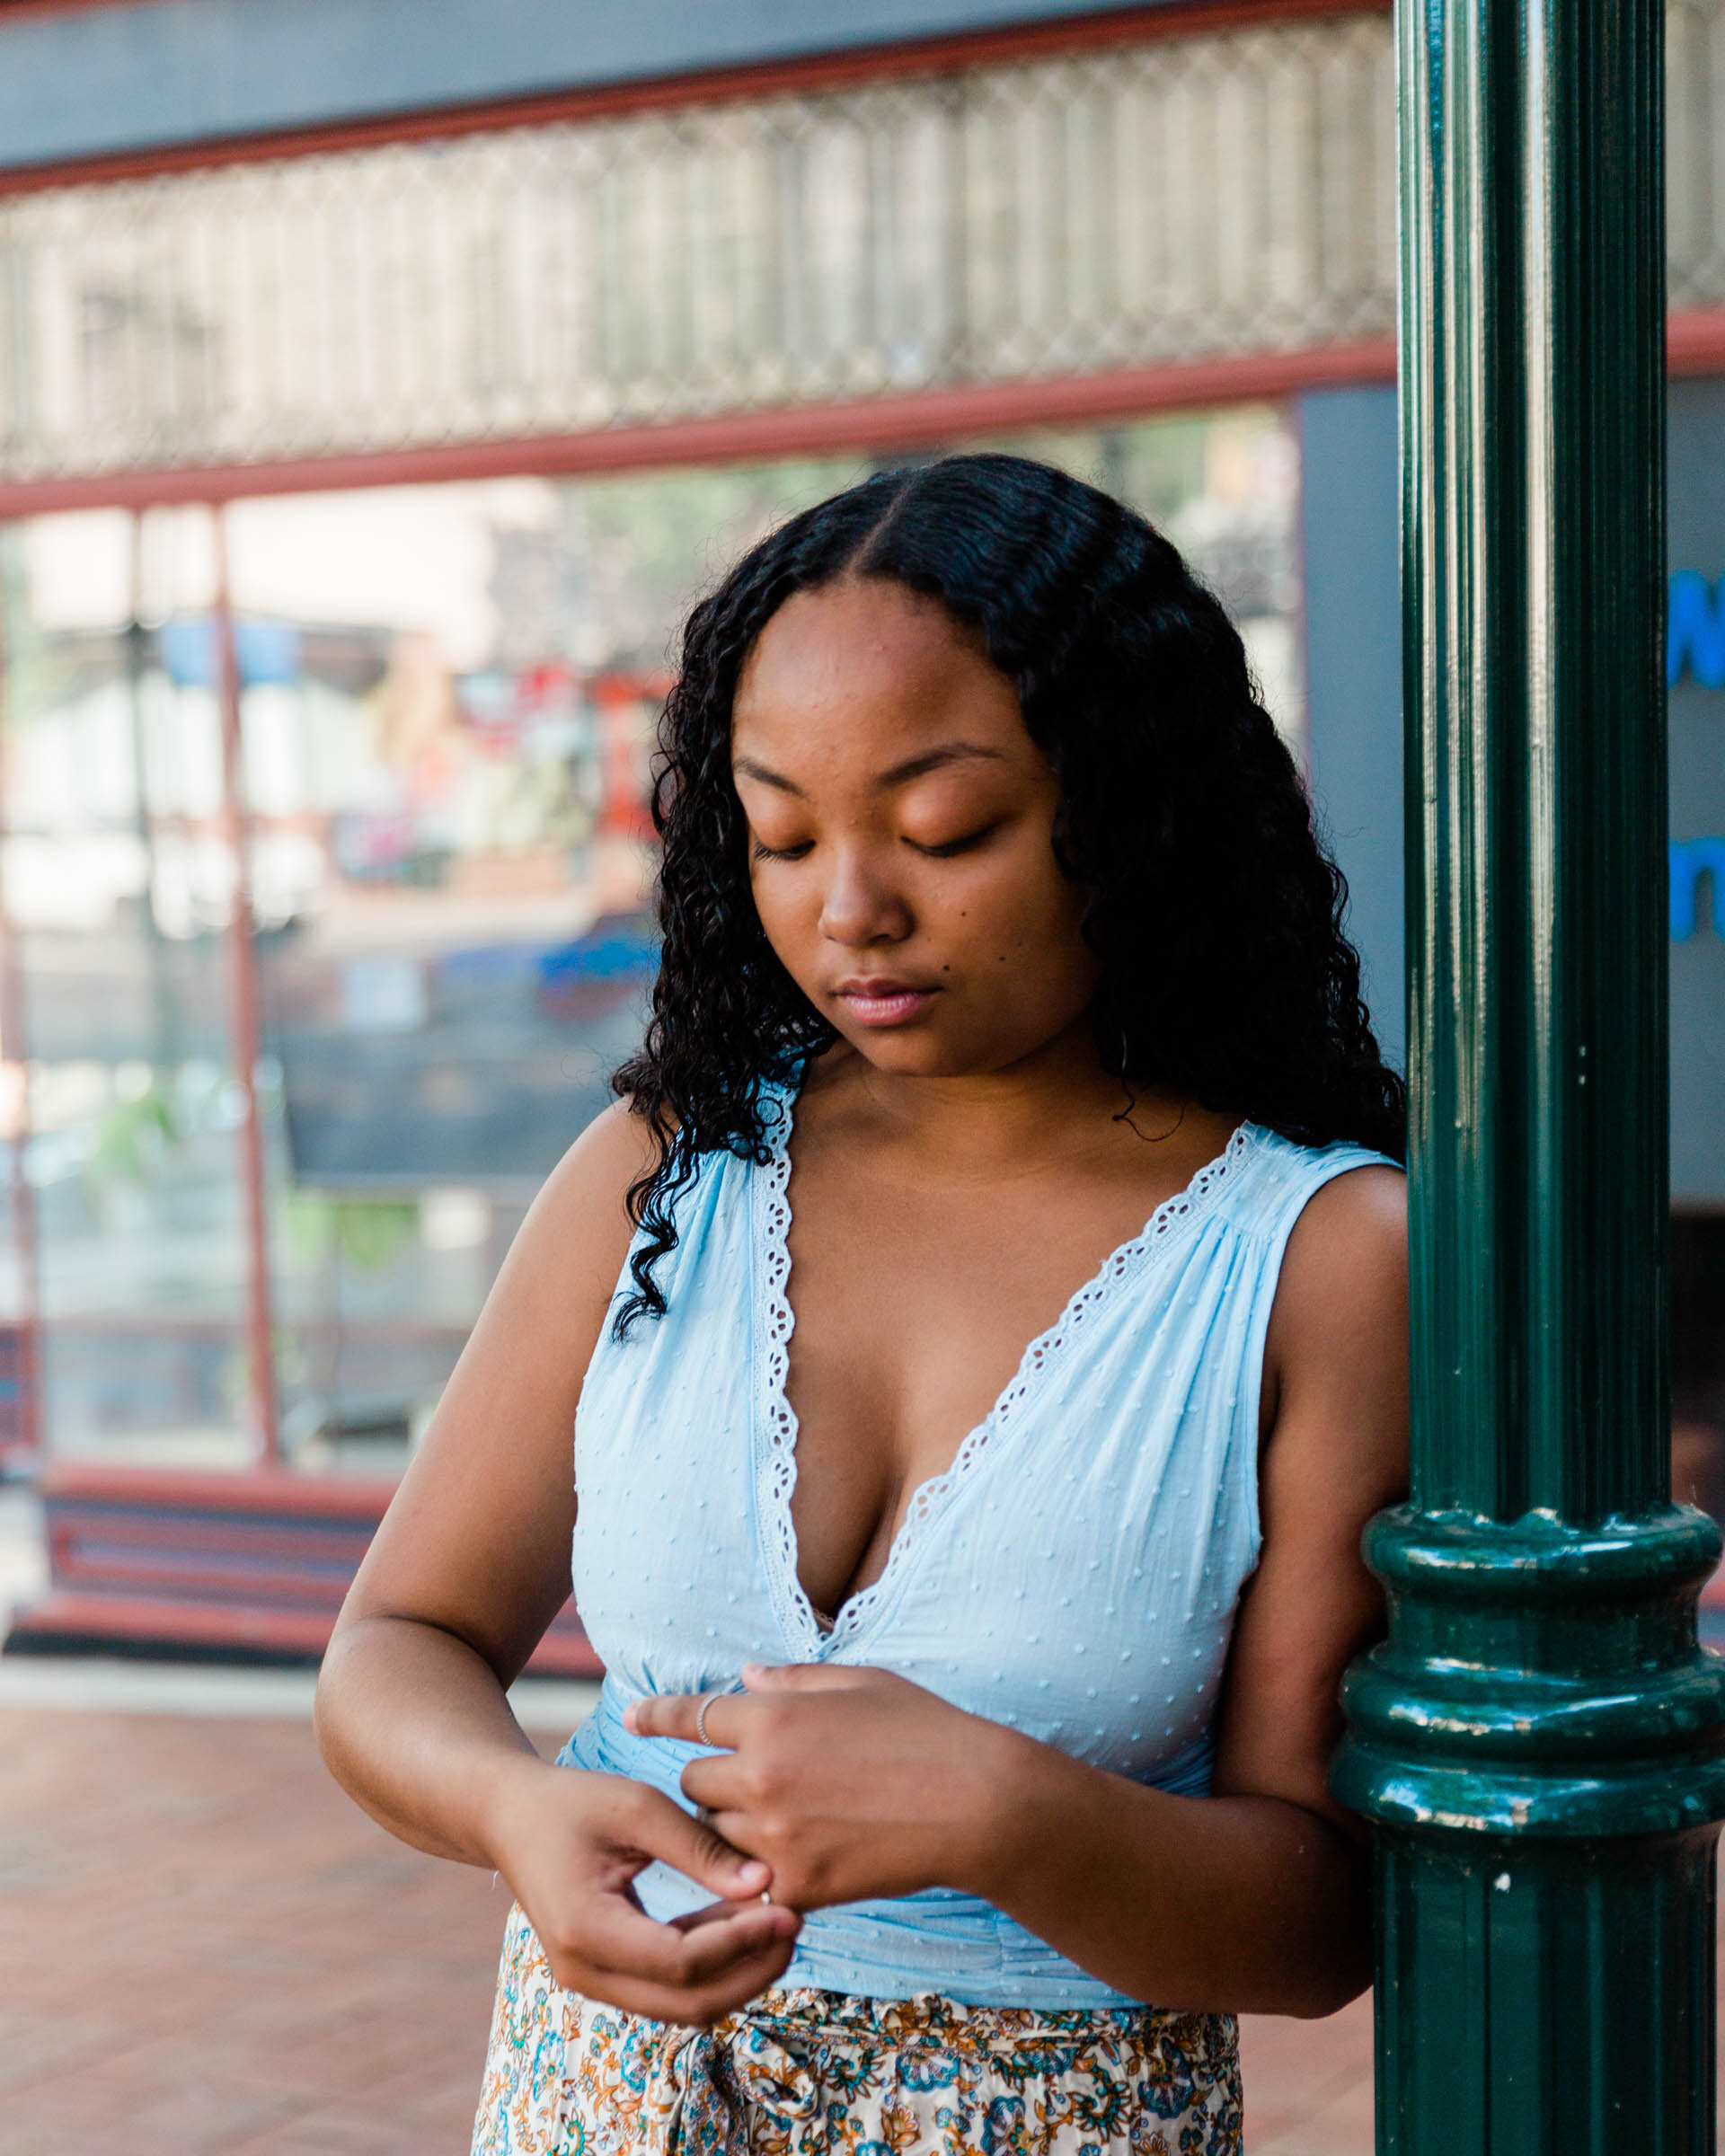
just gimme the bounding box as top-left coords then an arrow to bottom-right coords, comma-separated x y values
1261,1157 -> 1408,1499
1213,1156 -> 1408,1830
1269,1162 -> 1407,1363
1287,1157 -> 1407,1260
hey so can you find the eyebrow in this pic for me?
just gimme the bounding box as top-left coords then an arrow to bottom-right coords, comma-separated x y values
731,743 -> 1006,800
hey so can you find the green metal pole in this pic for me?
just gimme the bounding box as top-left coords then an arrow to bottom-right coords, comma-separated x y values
1331,4 -> 1725,2152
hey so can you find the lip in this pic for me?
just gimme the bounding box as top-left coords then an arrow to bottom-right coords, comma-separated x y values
833,977 -> 941,1028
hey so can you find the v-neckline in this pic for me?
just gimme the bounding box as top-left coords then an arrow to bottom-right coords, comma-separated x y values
749,1073 -> 1261,1663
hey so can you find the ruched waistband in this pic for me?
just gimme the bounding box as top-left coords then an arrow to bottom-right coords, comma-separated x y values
560,1684 -> 1144,2009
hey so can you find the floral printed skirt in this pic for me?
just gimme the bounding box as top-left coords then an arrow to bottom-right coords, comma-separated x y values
473,1902 -> 1242,2156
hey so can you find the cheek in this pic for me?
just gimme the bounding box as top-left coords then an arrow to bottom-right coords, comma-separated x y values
748,867 -> 818,973
1002,893 -> 1097,1003
920,858 -> 1095,1037
955,838 -> 1088,964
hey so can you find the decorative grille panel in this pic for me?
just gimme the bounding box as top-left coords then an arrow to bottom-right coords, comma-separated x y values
2,4 -> 1721,489
1669,0 -> 1725,311
0,13 -> 1396,483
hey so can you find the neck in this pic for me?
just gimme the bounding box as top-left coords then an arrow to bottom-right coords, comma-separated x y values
825,1018 -> 1189,1166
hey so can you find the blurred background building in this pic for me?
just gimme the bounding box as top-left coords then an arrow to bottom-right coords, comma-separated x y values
0,0 -> 1721,1651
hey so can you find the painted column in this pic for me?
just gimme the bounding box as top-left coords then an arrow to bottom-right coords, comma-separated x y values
211,505 -> 280,1468
0,536 -> 42,1470
1331,4 -> 1725,2151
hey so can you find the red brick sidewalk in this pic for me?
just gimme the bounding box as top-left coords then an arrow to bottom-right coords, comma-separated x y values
0,1703 -> 1378,2153
0,1708 -> 508,2153
0,1700 -> 1699,2154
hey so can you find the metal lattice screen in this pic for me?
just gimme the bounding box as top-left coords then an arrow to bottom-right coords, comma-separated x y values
0,13 -> 1396,482
1669,0 -> 1725,310
2,3 -> 1722,487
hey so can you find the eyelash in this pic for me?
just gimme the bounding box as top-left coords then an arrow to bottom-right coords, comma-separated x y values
750,825 -> 999,865
914,824 -> 998,859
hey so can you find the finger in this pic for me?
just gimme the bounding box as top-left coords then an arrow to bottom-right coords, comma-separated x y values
624,1692 -> 700,1740
625,1692 -> 740,1747
577,1888 -> 797,1988
670,1896 -> 801,1938
627,1784 -> 769,1900
684,1811 -> 757,1868
678,1755 -> 747,1814
590,1935 -> 801,2028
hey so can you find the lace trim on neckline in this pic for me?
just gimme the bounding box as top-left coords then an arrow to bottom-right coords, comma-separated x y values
751,1084 -> 1262,1659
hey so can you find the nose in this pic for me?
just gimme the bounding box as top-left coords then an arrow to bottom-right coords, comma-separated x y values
817,844 -> 912,950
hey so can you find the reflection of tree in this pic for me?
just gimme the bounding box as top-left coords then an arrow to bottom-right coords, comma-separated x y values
285,1189 -> 418,1275
84,1081 -> 178,1216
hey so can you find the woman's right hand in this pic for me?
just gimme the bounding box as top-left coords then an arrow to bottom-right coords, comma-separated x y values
482,1757 -> 802,2025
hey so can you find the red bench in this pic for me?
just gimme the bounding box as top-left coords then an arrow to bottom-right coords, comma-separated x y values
4,1461 -> 601,1677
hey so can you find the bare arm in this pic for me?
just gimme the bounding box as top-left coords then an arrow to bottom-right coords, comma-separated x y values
632,1162 -> 1408,2017
314,1104 -> 801,2022
976,1163 -> 1409,2012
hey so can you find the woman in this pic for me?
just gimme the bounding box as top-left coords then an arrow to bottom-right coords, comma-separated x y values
315,454 -> 1408,2156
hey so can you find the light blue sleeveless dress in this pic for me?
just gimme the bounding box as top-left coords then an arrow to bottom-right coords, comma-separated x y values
474,1079 -> 1393,2155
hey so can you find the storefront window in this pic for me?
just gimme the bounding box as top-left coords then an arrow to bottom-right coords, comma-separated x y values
1,406 -> 1299,1467
0,508 -> 253,1462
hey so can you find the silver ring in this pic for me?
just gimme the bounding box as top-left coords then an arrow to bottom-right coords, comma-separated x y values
695,1694 -> 718,1746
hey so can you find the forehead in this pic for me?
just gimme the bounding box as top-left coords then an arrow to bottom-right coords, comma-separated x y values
731,577 -> 1029,766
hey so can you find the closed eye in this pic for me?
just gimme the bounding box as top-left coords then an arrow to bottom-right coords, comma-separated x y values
750,837 -> 814,862
907,822 -> 1001,860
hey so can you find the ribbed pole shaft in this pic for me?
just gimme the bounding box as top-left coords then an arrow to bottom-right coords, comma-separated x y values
1404,0 -> 1668,1523
1333,5 -> 1725,2151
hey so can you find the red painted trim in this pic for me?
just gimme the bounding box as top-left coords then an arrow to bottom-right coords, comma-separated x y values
0,547 -> 41,1464
51,1507 -> 376,1551
1669,309 -> 1725,377
0,0 -> 163,21
19,314 -> 1725,522
0,342 -> 1400,517
0,1 -> 1383,198
24,316 -> 1725,516
51,1515 -> 376,1563
50,1550 -> 364,1608
52,1513 -> 378,1564
212,508 -> 280,1466
40,1461 -> 402,1516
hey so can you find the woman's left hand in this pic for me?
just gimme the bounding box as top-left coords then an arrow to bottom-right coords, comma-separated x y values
624,1664 -> 1021,1911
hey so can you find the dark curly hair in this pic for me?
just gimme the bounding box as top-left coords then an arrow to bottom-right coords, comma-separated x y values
611,451 -> 1404,1335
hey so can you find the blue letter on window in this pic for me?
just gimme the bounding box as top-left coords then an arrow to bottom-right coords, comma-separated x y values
1671,836 -> 1725,940
1668,572 -> 1725,688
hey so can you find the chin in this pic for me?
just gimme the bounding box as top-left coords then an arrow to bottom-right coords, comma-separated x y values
832,1024 -> 948,1068
836,1027 -> 1013,1079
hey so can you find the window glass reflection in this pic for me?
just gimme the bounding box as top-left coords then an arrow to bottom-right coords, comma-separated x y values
1,409 -> 1298,1469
